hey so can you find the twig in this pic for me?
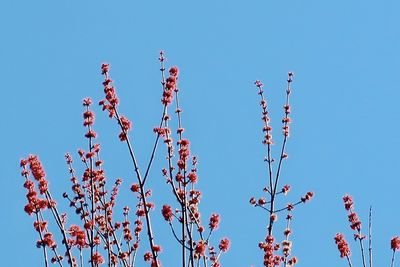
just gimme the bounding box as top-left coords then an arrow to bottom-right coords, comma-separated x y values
368,206 -> 372,267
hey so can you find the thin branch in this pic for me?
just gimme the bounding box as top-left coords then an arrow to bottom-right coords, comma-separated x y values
368,206 -> 372,267
142,55 -> 169,185
35,212 -> 49,267
391,250 -> 396,267
346,255 -> 353,267
112,106 -> 160,267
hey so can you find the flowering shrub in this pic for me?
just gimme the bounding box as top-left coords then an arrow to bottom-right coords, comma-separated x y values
21,51 -> 342,267
20,52 -> 229,267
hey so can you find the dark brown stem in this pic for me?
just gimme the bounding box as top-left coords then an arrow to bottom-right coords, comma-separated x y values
102,69 -> 159,266
141,58 -> 169,186
142,106 -> 166,186
268,76 -> 292,236
273,201 -> 302,213
114,109 -> 159,267
44,191 -> 74,266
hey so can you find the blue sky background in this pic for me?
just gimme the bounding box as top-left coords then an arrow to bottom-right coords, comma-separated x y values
2,0 -> 400,266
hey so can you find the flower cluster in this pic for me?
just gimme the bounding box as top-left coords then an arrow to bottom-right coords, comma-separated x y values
21,155 -> 70,264
335,195 -> 368,266
99,63 -> 119,117
334,233 -> 351,258
162,65 -> 179,105
342,195 -> 363,237
118,115 -> 132,141
259,235 -> 282,266
391,236 -> 400,251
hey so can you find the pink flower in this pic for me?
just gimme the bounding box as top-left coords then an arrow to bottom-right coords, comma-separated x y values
130,183 -> 140,193
91,252 -> 104,265
187,171 -> 198,183
144,252 -> 152,261
343,194 -> 354,210
28,155 -> 46,181
334,233 -> 351,258
169,66 -> 179,77
152,245 -> 162,252
391,236 -> 400,251
281,184 -> 290,194
161,205 -> 173,222
219,238 -> 230,252
43,233 -> 57,248
209,214 -> 220,230
101,63 -> 109,74
84,130 -> 97,139
82,97 -> 92,106
195,241 -> 207,256
301,191 -> 314,202
254,80 -> 263,88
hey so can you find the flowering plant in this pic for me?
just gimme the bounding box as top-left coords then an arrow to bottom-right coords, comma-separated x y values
249,75 -> 313,267
335,194 -> 400,267
20,52 -> 229,267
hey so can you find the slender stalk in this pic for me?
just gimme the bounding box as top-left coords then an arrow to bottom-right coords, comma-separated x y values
114,109 -> 159,267
349,204 -> 367,267
51,248 -> 64,267
45,192 -> 74,266
368,206 -> 372,267
391,250 -> 396,267
86,109 -> 95,267
168,222 -> 183,245
182,201 -> 186,267
175,84 -> 196,267
79,248 -> 84,267
101,187 -> 112,267
273,201 -> 302,213
346,255 -> 353,267
264,75 -> 292,236
162,112 -> 187,266
271,76 -> 292,197
35,212 -> 49,267
142,106 -> 166,186
256,83 -> 275,236
132,248 -> 138,267
142,52 -> 168,186
358,234 -> 367,267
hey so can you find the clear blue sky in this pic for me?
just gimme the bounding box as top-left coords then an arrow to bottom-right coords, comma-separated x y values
2,0 -> 400,266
